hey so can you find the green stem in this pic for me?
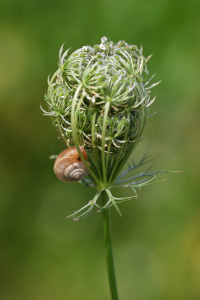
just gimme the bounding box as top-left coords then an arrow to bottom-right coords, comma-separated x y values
92,112 -> 102,180
110,106 -> 146,185
102,101 -> 110,185
102,190 -> 119,300
108,111 -> 130,186
56,117 -> 68,145
71,84 -> 100,186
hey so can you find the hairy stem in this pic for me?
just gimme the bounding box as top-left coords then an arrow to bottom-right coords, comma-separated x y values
102,190 -> 119,300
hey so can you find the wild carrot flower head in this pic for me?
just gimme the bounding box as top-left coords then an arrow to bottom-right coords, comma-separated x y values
43,37 -> 162,220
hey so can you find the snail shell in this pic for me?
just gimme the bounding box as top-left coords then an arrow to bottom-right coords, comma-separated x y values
54,146 -> 89,182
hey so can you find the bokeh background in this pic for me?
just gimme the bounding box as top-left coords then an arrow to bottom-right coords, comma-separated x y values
0,0 -> 200,299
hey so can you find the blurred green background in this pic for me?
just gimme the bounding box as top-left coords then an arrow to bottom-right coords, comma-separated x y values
0,0 -> 200,299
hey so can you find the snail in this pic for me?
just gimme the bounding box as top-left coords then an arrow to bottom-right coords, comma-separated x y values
54,146 -> 90,182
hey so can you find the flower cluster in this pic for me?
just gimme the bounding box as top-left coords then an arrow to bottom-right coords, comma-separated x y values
44,37 -> 158,154
43,37 -> 163,220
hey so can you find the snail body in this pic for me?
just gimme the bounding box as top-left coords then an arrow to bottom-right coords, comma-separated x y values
54,146 -> 89,182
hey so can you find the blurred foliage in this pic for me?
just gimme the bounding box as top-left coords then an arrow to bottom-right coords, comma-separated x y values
0,0 -> 200,299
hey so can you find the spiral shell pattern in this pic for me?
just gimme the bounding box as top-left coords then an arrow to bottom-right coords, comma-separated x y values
54,146 -> 89,182
63,162 -> 89,182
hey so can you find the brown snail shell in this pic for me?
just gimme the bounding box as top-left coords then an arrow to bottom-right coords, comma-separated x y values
54,146 -> 89,182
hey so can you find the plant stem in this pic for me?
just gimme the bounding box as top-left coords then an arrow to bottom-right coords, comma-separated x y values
101,101 -> 110,185
102,190 -> 119,300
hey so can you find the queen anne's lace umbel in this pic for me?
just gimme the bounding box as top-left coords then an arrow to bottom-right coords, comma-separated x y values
43,37 -> 166,220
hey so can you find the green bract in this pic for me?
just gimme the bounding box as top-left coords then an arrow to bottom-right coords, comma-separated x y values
43,37 -> 163,220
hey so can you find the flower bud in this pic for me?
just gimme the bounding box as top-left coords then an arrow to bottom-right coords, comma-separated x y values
43,37 -> 159,186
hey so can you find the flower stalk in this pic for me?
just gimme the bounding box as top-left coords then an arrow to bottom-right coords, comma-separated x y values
102,191 -> 119,300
